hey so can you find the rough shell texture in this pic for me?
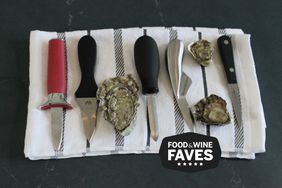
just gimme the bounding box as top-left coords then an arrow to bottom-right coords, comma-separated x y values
188,40 -> 214,66
97,74 -> 139,135
193,94 -> 230,125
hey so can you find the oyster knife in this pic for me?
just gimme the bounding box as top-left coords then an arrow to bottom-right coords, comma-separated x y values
134,35 -> 160,141
217,35 -> 242,128
40,39 -> 72,151
166,39 -> 194,131
75,35 -> 98,145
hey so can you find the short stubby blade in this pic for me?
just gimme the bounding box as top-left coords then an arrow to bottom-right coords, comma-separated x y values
76,97 -> 98,142
146,94 -> 159,141
50,107 -> 64,151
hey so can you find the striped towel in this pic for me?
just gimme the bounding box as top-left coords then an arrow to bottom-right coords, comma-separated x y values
24,27 -> 266,160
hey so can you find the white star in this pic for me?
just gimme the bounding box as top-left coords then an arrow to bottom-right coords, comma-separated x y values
189,163 -> 192,166
177,162 -> 181,166
194,162 -> 197,166
199,162 -> 203,166
183,162 -> 187,166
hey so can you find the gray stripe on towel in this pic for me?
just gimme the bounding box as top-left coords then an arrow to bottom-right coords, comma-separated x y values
52,32 -> 68,157
169,28 -> 184,135
196,31 -> 210,136
113,29 -> 125,150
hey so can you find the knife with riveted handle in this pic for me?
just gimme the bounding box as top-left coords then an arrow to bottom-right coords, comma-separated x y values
40,39 -> 72,151
218,35 -> 244,148
75,35 -> 98,146
134,35 -> 160,141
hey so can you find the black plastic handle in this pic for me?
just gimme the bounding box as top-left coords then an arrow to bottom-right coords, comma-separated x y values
134,35 -> 160,94
217,35 -> 237,84
75,35 -> 98,98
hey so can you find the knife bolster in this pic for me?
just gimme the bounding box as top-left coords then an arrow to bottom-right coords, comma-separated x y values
40,93 -> 72,110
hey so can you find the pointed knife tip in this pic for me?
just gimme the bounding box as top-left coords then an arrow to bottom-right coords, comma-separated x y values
151,134 -> 159,141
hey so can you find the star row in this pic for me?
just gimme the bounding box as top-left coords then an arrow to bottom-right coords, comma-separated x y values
177,162 -> 203,166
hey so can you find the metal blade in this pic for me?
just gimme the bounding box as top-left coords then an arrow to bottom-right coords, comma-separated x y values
50,107 -> 64,151
178,73 -> 192,97
146,94 -> 159,141
176,97 -> 195,132
76,97 -> 98,142
228,84 -> 242,127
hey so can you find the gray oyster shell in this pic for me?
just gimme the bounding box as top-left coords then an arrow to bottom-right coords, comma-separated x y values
97,74 -> 139,136
188,40 -> 214,66
192,94 -> 230,125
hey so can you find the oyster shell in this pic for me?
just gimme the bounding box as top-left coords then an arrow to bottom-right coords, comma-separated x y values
188,40 -> 214,66
192,94 -> 230,125
97,74 -> 139,136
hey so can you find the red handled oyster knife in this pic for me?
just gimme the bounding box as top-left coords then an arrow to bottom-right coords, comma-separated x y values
41,39 -> 72,151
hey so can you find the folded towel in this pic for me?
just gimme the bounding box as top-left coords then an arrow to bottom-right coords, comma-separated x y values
24,27 -> 266,160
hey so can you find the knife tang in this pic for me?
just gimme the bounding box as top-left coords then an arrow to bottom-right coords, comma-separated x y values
75,35 -> 97,98
217,35 -> 237,84
134,35 -> 160,94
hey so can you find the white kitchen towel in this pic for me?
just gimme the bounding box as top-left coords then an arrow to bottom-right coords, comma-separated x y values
24,27 -> 266,160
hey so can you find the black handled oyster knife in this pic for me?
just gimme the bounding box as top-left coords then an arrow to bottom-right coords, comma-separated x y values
134,35 -> 160,141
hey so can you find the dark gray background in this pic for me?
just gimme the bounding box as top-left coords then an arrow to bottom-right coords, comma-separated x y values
0,0 -> 281,187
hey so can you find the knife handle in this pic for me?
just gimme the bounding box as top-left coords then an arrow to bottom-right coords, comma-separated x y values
47,39 -> 67,95
217,35 -> 237,84
75,35 -> 98,98
134,35 -> 160,94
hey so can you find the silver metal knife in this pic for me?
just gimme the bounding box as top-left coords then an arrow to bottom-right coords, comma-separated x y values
166,39 -> 194,131
217,35 -> 243,129
75,35 -> 98,146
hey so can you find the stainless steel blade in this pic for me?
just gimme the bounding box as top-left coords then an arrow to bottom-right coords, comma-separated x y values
228,84 -> 242,127
176,97 -> 195,132
167,39 -> 185,98
76,97 -> 98,142
167,39 -> 194,130
146,94 -> 159,141
178,74 -> 191,97
50,107 -> 64,151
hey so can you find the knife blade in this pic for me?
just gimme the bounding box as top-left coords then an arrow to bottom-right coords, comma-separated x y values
166,39 -> 194,131
217,35 -> 242,129
75,35 -> 98,145
134,35 -> 160,141
41,39 -> 72,151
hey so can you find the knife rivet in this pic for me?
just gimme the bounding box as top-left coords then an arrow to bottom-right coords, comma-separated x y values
229,67 -> 235,72
224,40 -> 229,45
